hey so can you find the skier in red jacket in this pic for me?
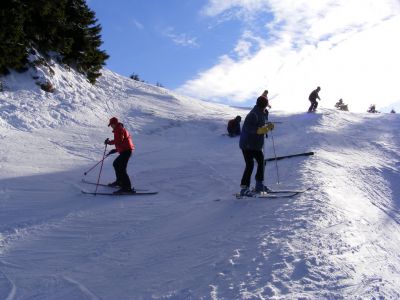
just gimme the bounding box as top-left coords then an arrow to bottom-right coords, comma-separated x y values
104,117 -> 135,194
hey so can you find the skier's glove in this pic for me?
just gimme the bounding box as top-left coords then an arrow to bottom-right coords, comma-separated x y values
257,123 -> 274,135
104,138 -> 110,145
257,126 -> 269,135
266,122 -> 275,131
107,149 -> 117,156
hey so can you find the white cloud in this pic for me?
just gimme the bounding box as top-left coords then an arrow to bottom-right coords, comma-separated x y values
234,39 -> 252,58
131,18 -> 144,30
234,31 -> 267,58
178,0 -> 400,112
202,0 -> 270,18
163,27 -> 199,48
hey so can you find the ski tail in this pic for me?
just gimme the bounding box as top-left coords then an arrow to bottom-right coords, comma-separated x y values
265,152 -> 314,162
235,187 -> 311,199
235,192 -> 299,199
81,179 -> 148,191
267,187 -> 312,194
81,190 -> 158,196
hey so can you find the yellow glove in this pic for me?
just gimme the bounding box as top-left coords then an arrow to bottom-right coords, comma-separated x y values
266,122 -> 275,131
257,123 -> 275,135
257,126 -> 269,135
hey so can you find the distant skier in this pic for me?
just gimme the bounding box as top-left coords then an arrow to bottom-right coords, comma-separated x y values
104,117 -> 135,194
334,98 -> 344,109
227,116 -> 241,137
308,87 -> 321,112
335,99 -> 349,111
239,93 -> 275,196
367,104 -> 378,113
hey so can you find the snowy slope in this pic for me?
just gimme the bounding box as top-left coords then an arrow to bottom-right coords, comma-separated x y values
0,66 -> 400,299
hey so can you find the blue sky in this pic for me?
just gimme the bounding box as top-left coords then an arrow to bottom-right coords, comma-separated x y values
88,0 -> 248,88
88,0 -> 400,112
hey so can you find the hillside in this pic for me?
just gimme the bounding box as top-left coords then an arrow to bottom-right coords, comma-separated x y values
0,67 -> 400,299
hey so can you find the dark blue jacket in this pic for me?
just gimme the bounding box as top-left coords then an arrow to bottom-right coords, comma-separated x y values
309,89 -> 320,101
239,105 -> 268,150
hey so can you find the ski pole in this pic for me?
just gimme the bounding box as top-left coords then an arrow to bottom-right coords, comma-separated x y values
270,129 -> 280,184
83,155 -> 110,176
94,144 -> 108,195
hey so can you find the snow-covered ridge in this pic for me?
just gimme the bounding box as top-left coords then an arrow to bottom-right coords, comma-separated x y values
0,62 -> 238,131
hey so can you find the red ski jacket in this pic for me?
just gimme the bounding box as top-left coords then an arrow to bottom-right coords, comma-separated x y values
109,123 -> 135,153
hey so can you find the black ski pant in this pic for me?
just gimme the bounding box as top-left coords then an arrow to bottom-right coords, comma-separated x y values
241,149 -> 264,187
308,99 -> 318,112
113,150 -> 132,189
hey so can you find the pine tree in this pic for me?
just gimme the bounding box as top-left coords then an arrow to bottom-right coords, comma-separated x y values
23,0 -> 68,53
61,0 -> 109,83
0,0 -> 29,73
0,0 -> 108,83
130,73 -> 141,81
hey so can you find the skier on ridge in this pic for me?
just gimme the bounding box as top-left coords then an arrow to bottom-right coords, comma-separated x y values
104,117 -> 135,194
239,91 -> 275,196
308,86 -> 321,112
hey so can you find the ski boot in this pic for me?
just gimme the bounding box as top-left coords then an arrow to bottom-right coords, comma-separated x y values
240,185 -> 254,197
113,187 -> 136,195
255,181 -> 273,193
108,181 -> 121,187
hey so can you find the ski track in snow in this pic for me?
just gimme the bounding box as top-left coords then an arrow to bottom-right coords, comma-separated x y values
1,67 -> 400,299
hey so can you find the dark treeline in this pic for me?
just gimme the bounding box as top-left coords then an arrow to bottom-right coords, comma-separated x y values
0,0 -> 108,83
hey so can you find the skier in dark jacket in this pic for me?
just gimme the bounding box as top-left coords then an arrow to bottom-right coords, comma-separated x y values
239,94 -> 275,196
104,117 -> 135,194
308,86 -> 321,112
227,116 -> 241,137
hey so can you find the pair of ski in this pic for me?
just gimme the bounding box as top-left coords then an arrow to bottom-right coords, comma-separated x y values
235,187 -> 311,199
81,179 -> 158,196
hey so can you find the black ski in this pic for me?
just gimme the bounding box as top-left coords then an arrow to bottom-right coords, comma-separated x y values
81,190 -> 158,196
235,187 -> 311,199
235,192 -> 299,199
82,179 -> 148,191
265,152 -> 314,162
267,187 -> 312,194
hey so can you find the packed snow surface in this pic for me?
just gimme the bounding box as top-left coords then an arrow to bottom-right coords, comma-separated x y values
0,66 -> 399,299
